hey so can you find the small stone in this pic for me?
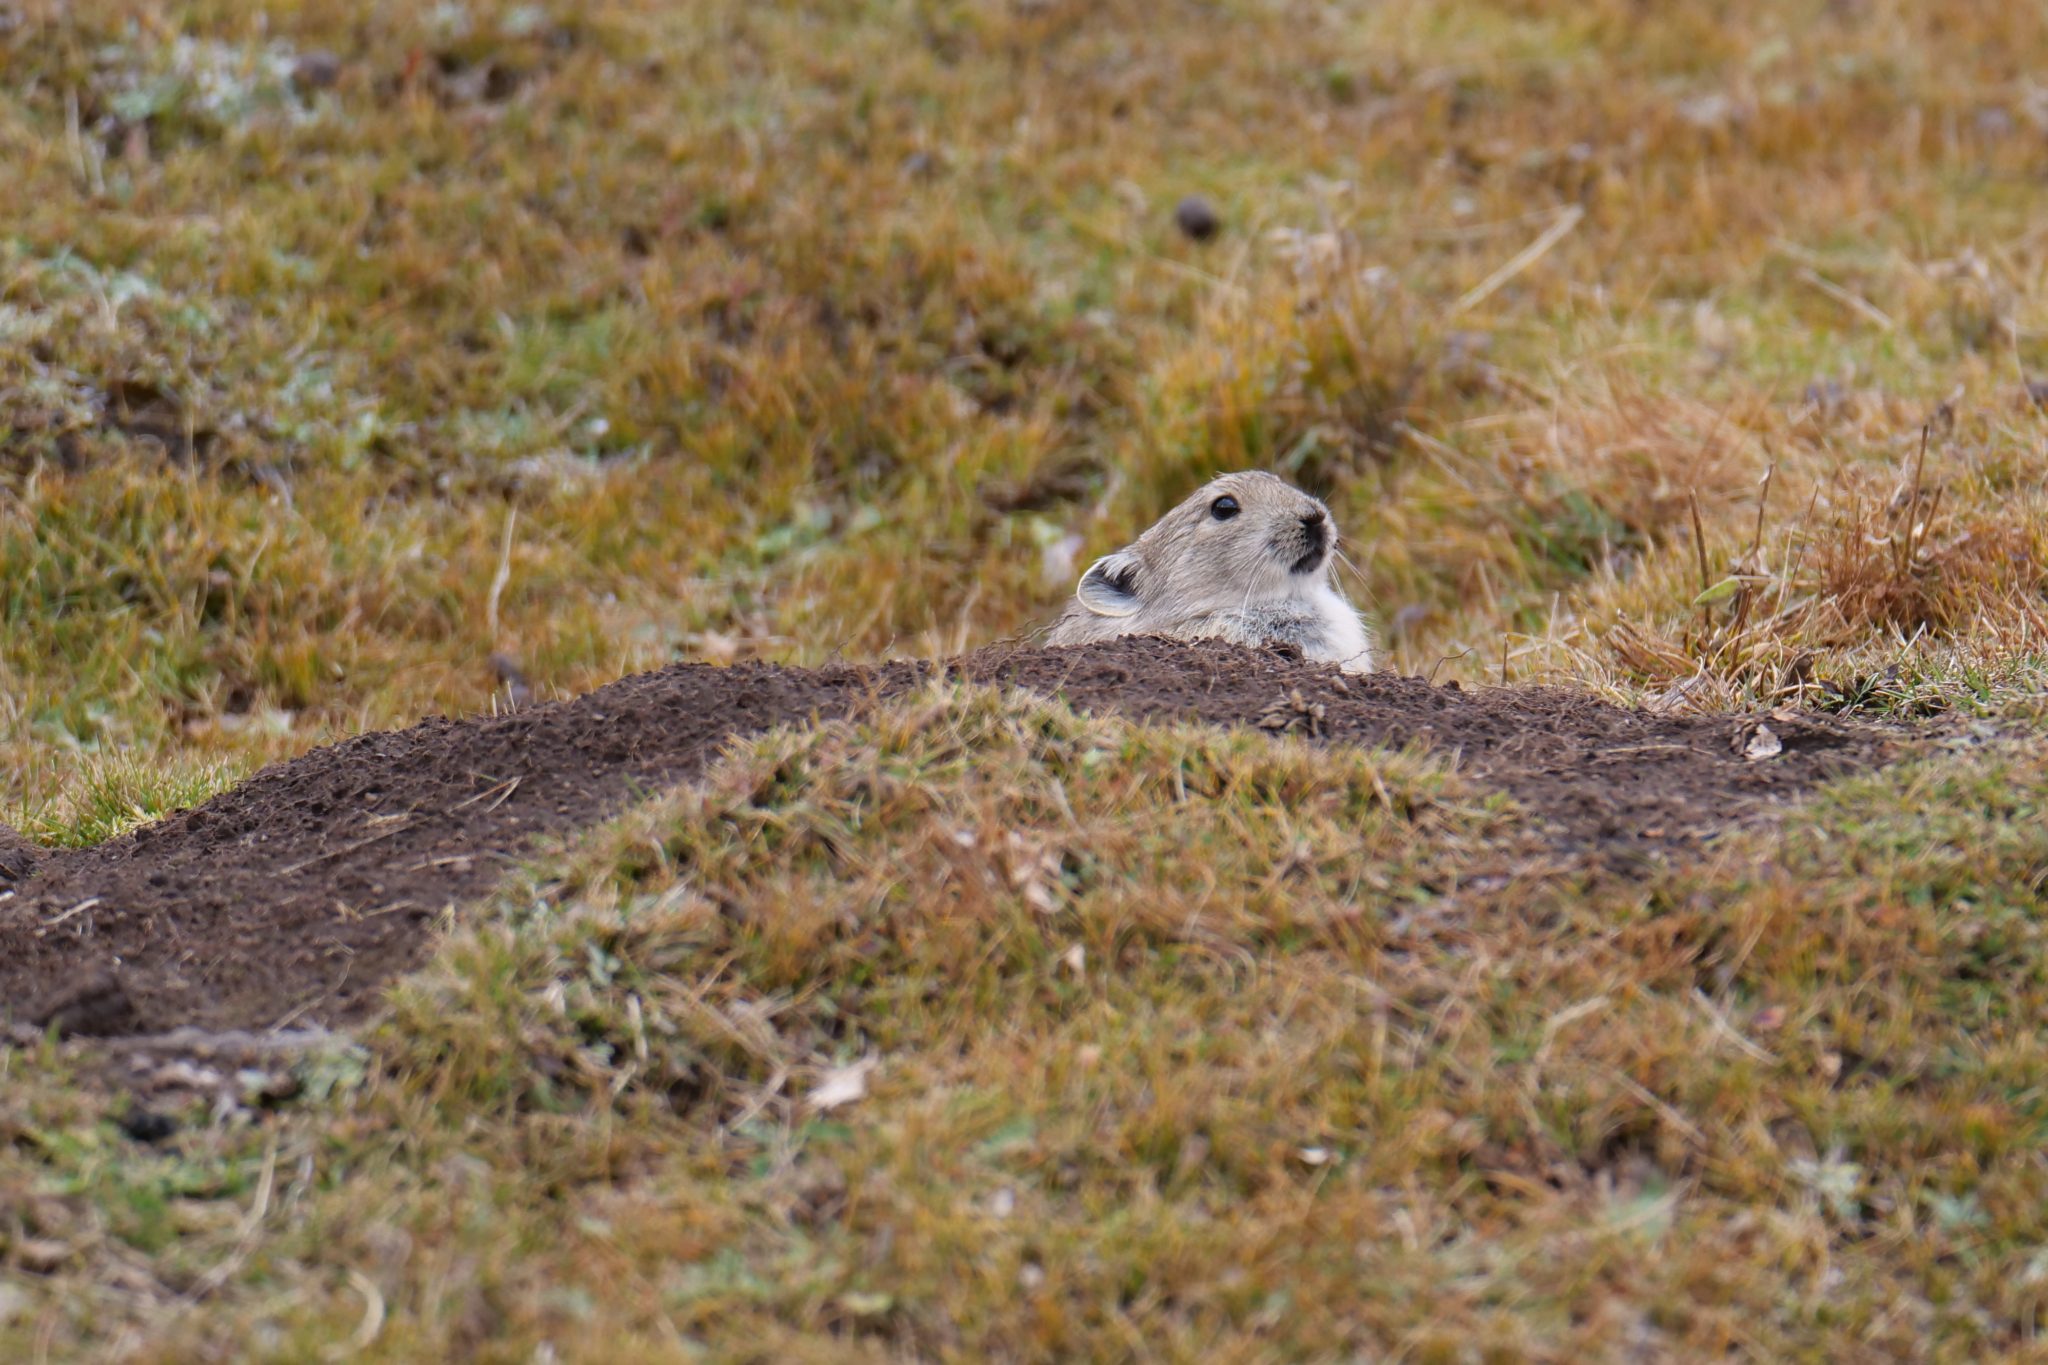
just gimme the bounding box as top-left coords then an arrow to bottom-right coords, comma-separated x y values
117,1108 -> 180,1144
292,51 -> 345,92
1173,195 -> 1221,242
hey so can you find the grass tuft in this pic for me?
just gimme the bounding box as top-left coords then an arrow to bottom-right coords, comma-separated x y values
385,682 -> 1496,1120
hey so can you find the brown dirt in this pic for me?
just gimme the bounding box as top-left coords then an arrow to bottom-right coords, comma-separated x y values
0,821 -> 42,882
0,638 -> 1911,1040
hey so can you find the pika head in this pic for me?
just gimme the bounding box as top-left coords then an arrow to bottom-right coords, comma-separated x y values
1045,471 -> 1374,673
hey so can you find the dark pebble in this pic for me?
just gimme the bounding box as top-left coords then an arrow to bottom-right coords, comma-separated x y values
1174,195 -> 1221,242
118,1108 -> 180,1144
292,51 -> 344,92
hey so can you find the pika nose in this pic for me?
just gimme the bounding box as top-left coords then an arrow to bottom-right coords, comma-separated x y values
1300,509 -> 1327,544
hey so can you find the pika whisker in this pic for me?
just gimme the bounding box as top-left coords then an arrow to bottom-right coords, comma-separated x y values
1332,547 -> 1378,606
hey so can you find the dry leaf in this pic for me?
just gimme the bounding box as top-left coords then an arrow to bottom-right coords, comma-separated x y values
1002,831 -> 1066,912
1743,724 -> 1784,761
808,1056 -> 878,1111
1256,688 -> 1326,736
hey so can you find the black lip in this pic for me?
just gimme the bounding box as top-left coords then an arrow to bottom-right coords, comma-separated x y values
1288,545 -> 1326,575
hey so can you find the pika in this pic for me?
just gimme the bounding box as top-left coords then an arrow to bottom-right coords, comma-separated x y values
1045,470 -> 1374,673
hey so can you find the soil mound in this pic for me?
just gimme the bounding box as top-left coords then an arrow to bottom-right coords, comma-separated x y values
0,821 -> 41,881
0,639 -> 1905,1039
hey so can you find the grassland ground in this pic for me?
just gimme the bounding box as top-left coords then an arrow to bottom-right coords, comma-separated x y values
0,637 -> 1906,1042
6,0 -> 2048,1357
0,663 -> 2036,1360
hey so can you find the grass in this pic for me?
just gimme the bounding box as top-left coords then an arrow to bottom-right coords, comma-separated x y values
6,0 -> 2048,1355
13,686 -> 2048,1357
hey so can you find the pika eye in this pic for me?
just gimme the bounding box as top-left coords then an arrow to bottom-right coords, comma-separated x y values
1209,495 -> 1240,521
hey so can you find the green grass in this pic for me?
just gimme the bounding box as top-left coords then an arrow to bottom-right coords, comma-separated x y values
13,748 -> 253,847
7,0 -> 2048,1355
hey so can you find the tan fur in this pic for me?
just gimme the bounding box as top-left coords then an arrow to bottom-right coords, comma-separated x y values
1046,471 -> 1374,673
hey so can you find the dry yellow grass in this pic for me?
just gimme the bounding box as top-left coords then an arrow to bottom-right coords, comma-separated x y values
6,0 -> 2048,828
6,0 -> 2048,1356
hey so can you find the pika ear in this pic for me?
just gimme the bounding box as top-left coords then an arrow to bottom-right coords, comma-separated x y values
1074,552 -> 1143,618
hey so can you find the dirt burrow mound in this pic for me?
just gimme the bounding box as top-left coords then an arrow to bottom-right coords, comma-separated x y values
0,639 -> 1905,1040
0,821 -> 41,881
